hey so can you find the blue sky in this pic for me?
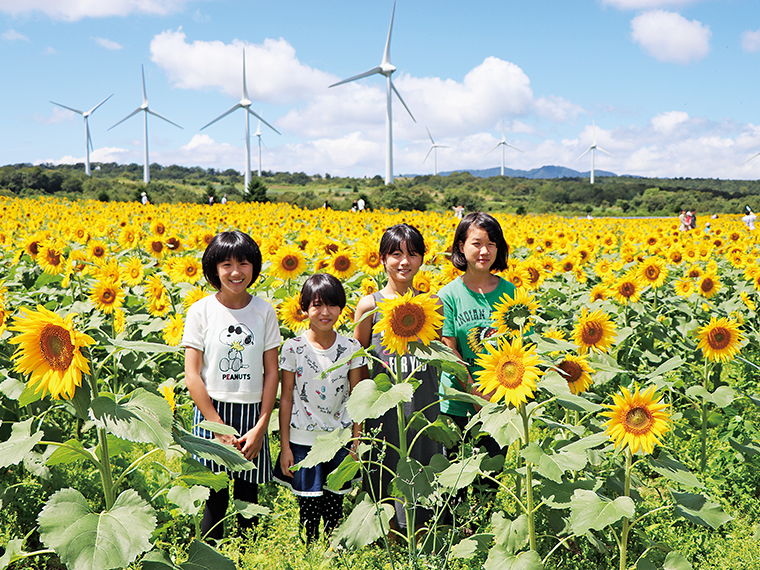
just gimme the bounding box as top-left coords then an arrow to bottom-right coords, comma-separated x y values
2,0 -> 760,180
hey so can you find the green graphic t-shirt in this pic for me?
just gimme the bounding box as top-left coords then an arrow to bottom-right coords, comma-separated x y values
438,276 -> 516,416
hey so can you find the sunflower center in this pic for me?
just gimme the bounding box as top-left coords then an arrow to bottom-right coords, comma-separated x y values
497,359 -> 525,388
333,255 -> 351,272
185,265 -> 198,276
101,288 -> 116,304
645,266 -> 659,280
39,324 -> 75,371
559,360 -> 582,383
526,267 -> 540,284
581,322 -> 603,344
620,282 -> 636,297
367,253 -> 381,268
155,223 -> 166,235
390,303 -> 425,338
167,238 -> 180,250
707,327 -> 731,349
325,244 -> 339,255
151,241 -> 163,253
701,278 -> 714,292
93,246 -> 105,258
671,252 -> 682,263
282,255 -> 299,271
624,406 -> 653,434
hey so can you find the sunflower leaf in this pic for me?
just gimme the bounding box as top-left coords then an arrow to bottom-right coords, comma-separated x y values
648,451 -> 704,489
172,425 -> 254,472
484,546 -> 544,570
393,456 -> 435,503
326,453 -> 361,491
330,494 -> 394,550
295,428 -> 351,469
728,437 -> 760,460
522,443 -> 588,484
451,534 -> 494,559
0,377 -> 26,400
438,452 -> 488,489
38,488 -> 156,570
471,403 -> 523,448
142,539 -> 236,570
0,418 -> 44,468
346,380 -> 413,423
197,421 -> 239,437
492,512 -> 530,553
46,439 -> 92,466
569,489 -> 635,535
90,389 -> 173,450
644,356 -> 685,380
166,485 -> 209,517
233,500 -> 271,519
670,491 -> 732,529
685,385 -> 736,408
176,455 -> 229,491
18,384 -> 45,407
540,476 -> 600,509
663,550 -> 694,570
409,340 -> 468,380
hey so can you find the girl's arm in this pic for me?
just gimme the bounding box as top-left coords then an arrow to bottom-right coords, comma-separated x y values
347,365 -> 362,459
238,347 -> 279,461
353,294 -> 375,381
278,369 -> 295,477
440,336 -> 489,400
184,347 -> 239,448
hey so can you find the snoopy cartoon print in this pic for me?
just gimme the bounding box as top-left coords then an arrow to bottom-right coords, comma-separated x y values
218,323 -> 254,372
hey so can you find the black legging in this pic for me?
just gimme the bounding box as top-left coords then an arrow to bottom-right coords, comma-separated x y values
201,478 -> 258,539
297,492 -> 343,542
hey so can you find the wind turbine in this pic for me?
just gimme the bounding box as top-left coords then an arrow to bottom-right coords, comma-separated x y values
423,126 -> 448,176
486,119 -> 522,176
50,94 -> 113,176
254,113 -> 264,177
577,121 -> 613,184
201,50 -> 280,192
330,1 -> 416,185
741,150 -> 760,166
109,65 -> 183,184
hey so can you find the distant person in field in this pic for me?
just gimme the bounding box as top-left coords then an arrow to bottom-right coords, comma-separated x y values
357,197 -> 365,211
743,206 -> 756,230
689,209 -> 697,230
141,192 -> 148,206
678,210 -> 689,231
221,194 -> 227,205
452,204 -> 465,219
208,195 -> 214,206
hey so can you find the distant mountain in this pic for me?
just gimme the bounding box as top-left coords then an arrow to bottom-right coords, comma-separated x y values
430,165 -> 619,179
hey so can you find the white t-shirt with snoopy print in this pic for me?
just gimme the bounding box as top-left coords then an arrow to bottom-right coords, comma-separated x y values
182,294 -> 281,403
279,333 -> 365,446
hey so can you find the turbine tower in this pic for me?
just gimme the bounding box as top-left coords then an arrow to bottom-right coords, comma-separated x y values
330,1 -> 416,185
423,126 -> 448,176
201,50 -> 280,192
577,121 -> 613,184
50,94 -> 113,176
486,119 -> 522,176
109,65 -> 183,184
254,114 -> 264,177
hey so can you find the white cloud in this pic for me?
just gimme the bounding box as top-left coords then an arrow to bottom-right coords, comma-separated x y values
92,36 -> 122,50
651,110 -> 690,134
45,46 -> 56,55
149,29 -> 334,104
631,10 -> 711,64
35,106 -> 80,125
534,95 -> 585,123
0,0 -> 191,21
601,0 -> 701,8
3,28 -> 29,41
741,30 -> 760,53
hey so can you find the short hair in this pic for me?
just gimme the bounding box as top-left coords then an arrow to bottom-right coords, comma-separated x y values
450,212 -> 509,272
299,274 -> 346,311
378,223 -> 426,261
202,230 -> 262,290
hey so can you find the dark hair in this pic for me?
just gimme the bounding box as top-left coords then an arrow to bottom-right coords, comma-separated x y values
202,230 -> 262,290
378,223 -> 425,262
450,212 -> 509,272
299,274 -> 346,311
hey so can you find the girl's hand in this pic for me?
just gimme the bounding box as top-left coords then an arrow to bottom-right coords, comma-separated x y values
238,423 -> 265,460
215,432 -> 240,450
280,446 -> 295,477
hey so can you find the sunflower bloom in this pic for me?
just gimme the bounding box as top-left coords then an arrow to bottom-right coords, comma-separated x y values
270,245 -> 306,280
602,385 -> 670,454
374,290 -> 443,355
183,285 -> 210,311
637,257 -> 668,289
356,239 -> 385,276
162,313 -> 184,346
491,289 -> 538,337
37,244 -> 67,275
360,277 -> 379,297
673,278 -> 694,298
612,272 -> 645,305
122,257 -> 144,287
9,306 -> 95,399
168,256 -> 203,284
413,271 -> 432,294
572,307 -> 617,355
589,284 -> 610,302
90,280 -> 125,314
474,336 -> 543,407
159,384 -> 176,412
325,248 -> 357,279
557,354 -> 595,395
279,295 -> 309,334
697,273 -> 721,299
696,317 -> 744,362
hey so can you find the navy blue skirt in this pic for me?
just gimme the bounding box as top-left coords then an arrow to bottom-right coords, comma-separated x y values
192,400 -> 272,485
273,442 -> 357,497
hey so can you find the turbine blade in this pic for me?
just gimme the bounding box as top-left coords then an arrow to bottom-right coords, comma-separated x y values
141,64 -> 148,105
86,120 -> 93,151
577,146 -> 592,160
242,49 -> 249,101
596,146 -> 613,157
50,101 -> 84,115
88,93 -> 113,115
423,147 -> 433,163
485,142 -> 502,156
426,126 -> 435,144
506,143 -> 524,153
383,1 -> 396,66
147,109 -> 184,129
329,66 -> 383,88
390,79 -> 415,122
741,151 -> 760,165
201,104 -> 243,130
109,108 -> 142,130
247,108 -> 280,135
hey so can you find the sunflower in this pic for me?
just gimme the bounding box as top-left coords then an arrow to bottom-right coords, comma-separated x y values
114,309 -> 126,335
270,245 -> 307,280
413,271 -> 432,294
168,256 -> 204,284
145,237 -> 165,258
150,219 -> 167,237
637,257 -> 668,289
118,226 -> 140,250
183,285 -> 210,311
162,313 -> 185,346
557,354 -> 595,395
685,265 -> 702,279
122,257 -> 144,287
696,316 -> 744,362
325,248 -> 357,279
740,291 -> 756,312
93,259 -> 121,284
88,240 -> 108,262
697,273 -> 721,299
37,244 -> 67,275
360,277 -> 379,297
159,383 -> 176,413
673,278 -> 694,297
0,304 -> 8,336
9,305 -> 95,399
491,289 -> 538,337
612,272 -> 645,305
356,239 -> 385,276
521,259 -> 546,290
601,385 -> 670,454
90,280 -> 125,314
474,336 -> 543,407
145,274 -> 167,301
589,284 -> 610,302
278,295 -> 309,334
147,294 -> 171,317
572,307 -> 617,355
374,290 -> 443,355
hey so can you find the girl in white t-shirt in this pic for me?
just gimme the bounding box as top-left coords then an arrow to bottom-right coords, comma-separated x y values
273,274 -> 364,542
182,230 -> 281,540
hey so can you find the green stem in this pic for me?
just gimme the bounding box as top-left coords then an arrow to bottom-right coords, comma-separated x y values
97,427 -> 115,510
700,360 -> 710,473
619,448 -> 632,570
519,403 -> 536,551
394,354 -> 416,557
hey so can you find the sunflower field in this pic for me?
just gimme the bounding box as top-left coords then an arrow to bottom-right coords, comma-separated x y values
1,195 -> 760,570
